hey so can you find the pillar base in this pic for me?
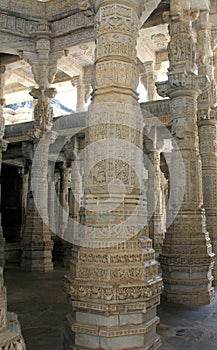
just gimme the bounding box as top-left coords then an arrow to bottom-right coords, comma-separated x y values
21,203 -> 54,272
64,311 -> 162,350
0,312 -> 26,349
21,240 -> 53,272
64,239 -> 163,350
162,288 -> 215,306
160,209 -> 215,305
160,261 -> 215,305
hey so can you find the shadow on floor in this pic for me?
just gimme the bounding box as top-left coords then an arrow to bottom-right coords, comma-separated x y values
4,267 -> 69,350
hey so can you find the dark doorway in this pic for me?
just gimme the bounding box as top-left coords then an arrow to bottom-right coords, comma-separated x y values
2,164 -> 22,243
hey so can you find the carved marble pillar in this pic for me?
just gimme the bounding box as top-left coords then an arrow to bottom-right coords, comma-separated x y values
213,54 -> 217,86
21,131 -> 56,272
20,165 -> 30,238
68,159 -> 83,272
0,66 -> 7,266
145,136 -> 165,257
59,163 -> 72,268
48,161 -> 57,236
156,0 -> 215,305
140,61 -> 158,101
71,75 -> 87,113
59,163 -> 70,236
70,158 -> 83,225
196,11 -> 217,285
64,2 -> 162,349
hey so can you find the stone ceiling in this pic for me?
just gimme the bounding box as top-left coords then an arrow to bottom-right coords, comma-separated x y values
0,0 -> 213,116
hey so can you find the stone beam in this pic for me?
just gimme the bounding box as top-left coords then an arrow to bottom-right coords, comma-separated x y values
137,33 -> 155,62
140,0 -> 162,27
51,28 -> 96,51
58,55 -> 83,77
7,69 -> 35,88
0,33 -> 35,55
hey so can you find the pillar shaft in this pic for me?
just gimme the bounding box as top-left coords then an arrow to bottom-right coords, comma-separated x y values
48,162 -> 57,235
64,2 -> 162,350
21,132 -> 56,272
59,163 -> 70,236
21,25 -> 61,270
140,62 -> 157,101
196,11 -> 217,285
0,66 -> 7,266
156,0 -> 215,305
146,145 -> 165,256
71,75 -> 87,113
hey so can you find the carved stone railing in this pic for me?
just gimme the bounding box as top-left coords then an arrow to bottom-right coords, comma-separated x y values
5,112 -> 87,142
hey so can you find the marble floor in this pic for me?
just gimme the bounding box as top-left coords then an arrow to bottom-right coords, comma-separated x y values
4,267 -> 217,350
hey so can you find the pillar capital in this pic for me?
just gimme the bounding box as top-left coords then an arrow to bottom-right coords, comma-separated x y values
22,49 -> 63,89
24,43 -> 61,130
30,87 -> 57,100
157,71 -> 210,99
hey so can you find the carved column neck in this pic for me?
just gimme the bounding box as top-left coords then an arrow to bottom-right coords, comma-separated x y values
167,6 -> 198,74
92,0 -> 140,103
